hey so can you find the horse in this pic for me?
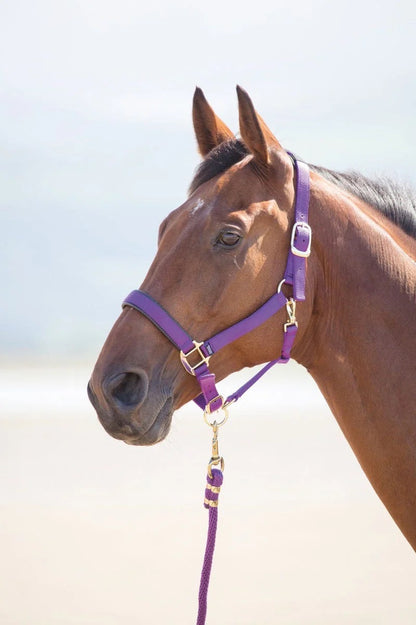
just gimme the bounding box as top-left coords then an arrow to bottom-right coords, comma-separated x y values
88,86 -> 416,550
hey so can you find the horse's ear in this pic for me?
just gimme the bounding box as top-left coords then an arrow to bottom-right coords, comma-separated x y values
236,85 -> 282,165
192,87 -> 234,157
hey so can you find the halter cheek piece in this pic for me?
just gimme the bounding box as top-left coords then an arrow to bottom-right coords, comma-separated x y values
122,156 -> 311,415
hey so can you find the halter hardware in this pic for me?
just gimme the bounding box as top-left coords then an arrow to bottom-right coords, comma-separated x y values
290,221 -> 312,257
203,403 -> 229,427
284,298 -> 298,332
180,340 -> 211,375
204,394 -> 224,415
206,420 -> 225,479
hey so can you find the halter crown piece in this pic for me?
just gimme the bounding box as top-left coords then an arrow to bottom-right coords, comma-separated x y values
122,155 -> 311,414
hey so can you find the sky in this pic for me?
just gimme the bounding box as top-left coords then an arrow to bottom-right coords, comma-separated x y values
1,0 -> 415,359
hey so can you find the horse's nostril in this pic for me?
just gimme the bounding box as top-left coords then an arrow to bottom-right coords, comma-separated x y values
106,370 -> 148,409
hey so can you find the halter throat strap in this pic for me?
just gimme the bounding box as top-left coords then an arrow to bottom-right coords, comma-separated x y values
122,157 -> 311,413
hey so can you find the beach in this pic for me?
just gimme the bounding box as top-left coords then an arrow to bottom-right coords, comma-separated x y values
1,360 -> 415,624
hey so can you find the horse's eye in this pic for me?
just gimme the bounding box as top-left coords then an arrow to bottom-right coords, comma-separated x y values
217,231 -> 241,248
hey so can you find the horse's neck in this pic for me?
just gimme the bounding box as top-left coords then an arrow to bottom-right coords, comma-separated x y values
300,177 -> 416,549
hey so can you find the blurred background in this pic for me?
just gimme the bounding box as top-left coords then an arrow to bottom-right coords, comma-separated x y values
1,1 -> 415,623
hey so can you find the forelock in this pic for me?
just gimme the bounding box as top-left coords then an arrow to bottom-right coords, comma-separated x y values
188,139 -> 249,195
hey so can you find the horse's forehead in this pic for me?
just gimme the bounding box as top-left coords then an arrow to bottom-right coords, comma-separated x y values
162,161 -> 268,235
188,165 -> 266,218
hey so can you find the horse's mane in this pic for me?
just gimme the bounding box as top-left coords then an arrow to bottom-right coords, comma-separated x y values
189,140 -> 416,239
310,165 -> 416,238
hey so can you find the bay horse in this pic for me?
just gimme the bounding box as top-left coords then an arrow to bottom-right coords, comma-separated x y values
88,86 -> 416,550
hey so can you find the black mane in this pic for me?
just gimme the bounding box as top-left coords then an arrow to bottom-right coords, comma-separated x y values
189,140 -> 416,238
310,165 -> 416,238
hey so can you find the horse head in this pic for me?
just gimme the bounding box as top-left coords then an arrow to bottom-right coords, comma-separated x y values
88,87 -> 314,445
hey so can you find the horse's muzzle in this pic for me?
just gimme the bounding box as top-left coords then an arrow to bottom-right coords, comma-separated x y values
87,370 -> 174,445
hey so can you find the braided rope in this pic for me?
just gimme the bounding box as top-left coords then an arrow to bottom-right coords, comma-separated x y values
196,468 -> 223,625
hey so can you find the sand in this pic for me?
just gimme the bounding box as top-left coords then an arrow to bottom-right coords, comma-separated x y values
0,361 -> 415,624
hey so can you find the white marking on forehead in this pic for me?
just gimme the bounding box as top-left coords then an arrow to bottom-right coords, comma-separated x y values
190,198 -> 205,215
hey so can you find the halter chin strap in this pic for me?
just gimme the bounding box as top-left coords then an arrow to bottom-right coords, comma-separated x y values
122,157 -> 311,414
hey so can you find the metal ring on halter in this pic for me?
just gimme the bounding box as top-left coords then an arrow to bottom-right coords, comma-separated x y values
203,404 -> 229,428
277,278 -> 286,293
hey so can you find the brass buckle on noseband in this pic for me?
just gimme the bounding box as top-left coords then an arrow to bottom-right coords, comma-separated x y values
180,340 -> 211,375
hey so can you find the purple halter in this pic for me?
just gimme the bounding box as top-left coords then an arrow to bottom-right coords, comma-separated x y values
122,156 -> 311,414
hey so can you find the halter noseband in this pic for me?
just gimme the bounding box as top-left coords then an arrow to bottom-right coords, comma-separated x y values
122,156 -> 311,414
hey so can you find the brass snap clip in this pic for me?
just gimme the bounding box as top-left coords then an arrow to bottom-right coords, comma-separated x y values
284,298 -> 298,332
204,404 -> 229,478
207,421 -> 225,478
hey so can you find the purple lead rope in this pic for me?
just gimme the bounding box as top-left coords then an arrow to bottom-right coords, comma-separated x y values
197,468 -> 223,625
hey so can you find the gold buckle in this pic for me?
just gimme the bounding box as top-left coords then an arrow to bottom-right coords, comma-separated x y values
179,340 -> 211,376
203,395 -> 224,415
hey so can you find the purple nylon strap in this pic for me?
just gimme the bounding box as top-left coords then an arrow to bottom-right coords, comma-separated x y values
122,288 -> 291,411
204,290 -> 287,354
222,323 -> 297,406
122,289 -> 288,359
283,158 -> 311,301
122,157 -> 311,412
122,291 -> 195,354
